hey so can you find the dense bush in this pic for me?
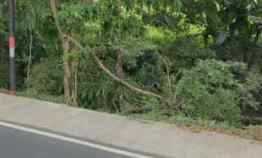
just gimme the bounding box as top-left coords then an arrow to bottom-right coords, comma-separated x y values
26,58 -> 64,95
77,48 -> 163,112
77,57 -> 123,111
240,72 -> 262,116
175,59 -> 262,125
162,37 -> 216,71
176,60 -> 243,124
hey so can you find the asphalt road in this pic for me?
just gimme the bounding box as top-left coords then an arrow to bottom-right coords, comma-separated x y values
0,125 -> 132,158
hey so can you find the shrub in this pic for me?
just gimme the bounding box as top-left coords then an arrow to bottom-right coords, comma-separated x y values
224,62 -> 262,116
77,50 -> 161,113
240,72 -> 262,116
176,60 -> 242,125
26,58 -> 64,95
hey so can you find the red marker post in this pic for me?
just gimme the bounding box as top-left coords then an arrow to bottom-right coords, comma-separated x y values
8,0 -> 16,95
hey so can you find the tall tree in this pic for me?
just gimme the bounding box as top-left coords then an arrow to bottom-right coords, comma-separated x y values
50,0 -> 78,106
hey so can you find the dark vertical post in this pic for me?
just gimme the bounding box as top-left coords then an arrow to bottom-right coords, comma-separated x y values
8,0 -> 16,95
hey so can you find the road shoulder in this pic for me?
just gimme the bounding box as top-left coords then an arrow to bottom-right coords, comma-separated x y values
0,93 -> 262,158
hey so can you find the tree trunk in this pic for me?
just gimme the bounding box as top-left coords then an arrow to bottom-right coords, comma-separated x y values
62,35 -> 72,105
116,49 -> 124,79
50,0 -> 78,106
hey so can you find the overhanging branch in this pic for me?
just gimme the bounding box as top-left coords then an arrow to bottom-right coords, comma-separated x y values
49,1 -> 163,100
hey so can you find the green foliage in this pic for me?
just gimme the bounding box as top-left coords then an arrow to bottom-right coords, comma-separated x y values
146,26 -> 177,46
163,37 -> 216,70
58,0 -> 146,46
176,60 -> 243,124
77,48 -> 162,113
240,72 -> 262,115
1,0 -> 262,130
77,59 -> 121,111
0,62 -> 8,88
26,58 -> 64,96
182,0 -> 262,45
63,52 -> 81,62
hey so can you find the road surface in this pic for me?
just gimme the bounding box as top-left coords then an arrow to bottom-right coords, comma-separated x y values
0,125 -> 135,158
